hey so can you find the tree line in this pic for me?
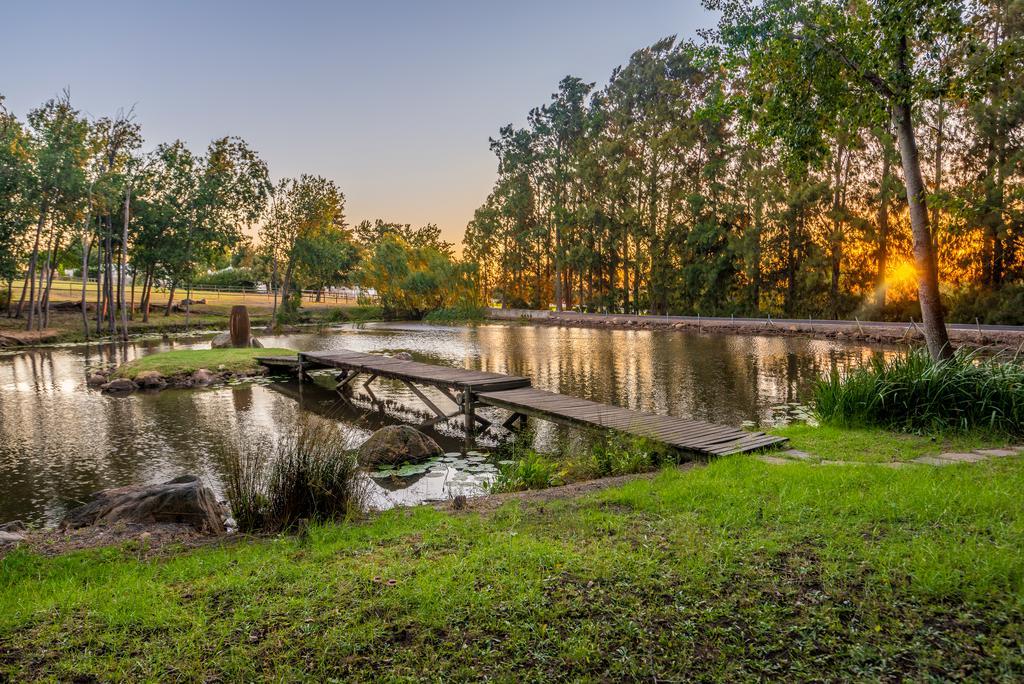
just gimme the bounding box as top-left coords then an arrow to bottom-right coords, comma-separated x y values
464,0 -> 1023,358
0,93 -> 471,337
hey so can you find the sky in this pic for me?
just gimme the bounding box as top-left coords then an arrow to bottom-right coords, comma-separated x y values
2,0 -> 713,245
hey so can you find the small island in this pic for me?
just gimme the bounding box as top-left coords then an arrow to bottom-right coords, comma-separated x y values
95,347 -> 296,391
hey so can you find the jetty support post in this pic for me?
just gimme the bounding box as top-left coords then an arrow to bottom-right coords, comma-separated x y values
463,388 -> 475,434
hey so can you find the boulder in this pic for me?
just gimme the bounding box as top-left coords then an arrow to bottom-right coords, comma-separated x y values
394,352 -> 413,361
101,378 -> 137,393
190,368 -> 217,386
0,531 -> 24,545
135,370 -> 166,389
60,475 -> 226,533
357,425 -> 443,467
86,373 -> 108,387
211,332 -> 262,349
0,520 -> 26,533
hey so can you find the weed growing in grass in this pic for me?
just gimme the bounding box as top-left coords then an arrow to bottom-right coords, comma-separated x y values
222,416 -> 365,532
815,348 -> 1024,436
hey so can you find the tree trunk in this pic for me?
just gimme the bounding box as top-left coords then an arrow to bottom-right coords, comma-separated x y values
875,132 -> 892,309
120,188 -> 130,340
24,203 -> 46,330
893,98 -> 952,359
164,281 -> 176,317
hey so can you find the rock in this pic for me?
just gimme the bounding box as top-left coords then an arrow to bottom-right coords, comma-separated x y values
190,368 -> 217,386
394,352 -> 413,361
211,332 -> 262,349
60,475 -> 226,533
87,373 -> 108,387
101,377 -> 137,393
211,332 -> 232,349
135,370 -> 166,389
452,494 -> 468,510
357,425 -> 443,467
0,520 -> 26,533
0,531 -> 25,545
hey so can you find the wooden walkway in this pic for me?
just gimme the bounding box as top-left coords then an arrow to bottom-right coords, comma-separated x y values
269,350 -> 784,456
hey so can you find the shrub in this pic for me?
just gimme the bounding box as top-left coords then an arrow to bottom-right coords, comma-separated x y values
222,416 -> 365,533
815,348 -> 1024,436
948,285 -> 1024,326
423,304 -> 486,323
488,451 -> 560,493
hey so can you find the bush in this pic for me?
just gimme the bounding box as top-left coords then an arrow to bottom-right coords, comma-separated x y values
815,348 -> 1024,436
223,416 -> 365,533
948,285 -> 1024,326
193,267 -> 259,290
423,304 -> 487,323
488,451 -> 561,493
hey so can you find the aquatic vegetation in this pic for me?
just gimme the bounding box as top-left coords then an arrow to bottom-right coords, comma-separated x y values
222,416 -> 365,533
488,450 -> 561,493
815,348 -> 1024,436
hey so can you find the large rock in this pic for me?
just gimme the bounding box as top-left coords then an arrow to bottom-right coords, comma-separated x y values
357,425 -> 443,467
60,475 -> 226,533
101,377 -> 137,393
189,368 -> 217,386
135,370 -> 166,389
211,332 -> 262,349
0,531 -> 24,545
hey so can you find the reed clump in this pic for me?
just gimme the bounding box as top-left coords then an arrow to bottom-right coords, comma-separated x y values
223,416 -> 365,533
815,348 -> 1024,436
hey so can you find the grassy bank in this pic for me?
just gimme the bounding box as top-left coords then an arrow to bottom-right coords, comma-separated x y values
0,302 -> 377,347
112,347 -> 294,380
2,449 -> 1023,680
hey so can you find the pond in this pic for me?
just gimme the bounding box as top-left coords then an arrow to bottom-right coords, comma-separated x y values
0,322 -> 895,526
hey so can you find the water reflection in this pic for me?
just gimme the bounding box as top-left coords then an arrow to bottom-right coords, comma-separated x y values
0,322 -> 896,525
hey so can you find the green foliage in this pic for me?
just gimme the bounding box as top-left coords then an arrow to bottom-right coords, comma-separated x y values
488,450 -> 561,493
815,349 -> 1024,436
4,456 -> 1024,679
222,416 -> 365,533
358,233 -> 477,319
112,347 -> 294,380
949,285 -> 1024,326
192,267 -> 259,289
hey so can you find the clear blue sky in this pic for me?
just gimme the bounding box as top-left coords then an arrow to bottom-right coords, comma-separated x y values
2,0 -> 713,244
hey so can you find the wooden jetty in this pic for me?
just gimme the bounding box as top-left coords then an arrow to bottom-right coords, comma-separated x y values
259,350 -> 785,456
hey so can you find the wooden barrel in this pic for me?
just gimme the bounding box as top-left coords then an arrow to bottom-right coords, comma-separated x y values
229,305 -> 251,347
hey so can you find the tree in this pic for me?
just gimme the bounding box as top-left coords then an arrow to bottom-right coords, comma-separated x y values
708,0 -> 958,357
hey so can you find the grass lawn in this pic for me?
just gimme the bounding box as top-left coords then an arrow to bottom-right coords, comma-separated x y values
771,423 -> 1016,463
112,347 -> 295,380
2,453 -> 1023,680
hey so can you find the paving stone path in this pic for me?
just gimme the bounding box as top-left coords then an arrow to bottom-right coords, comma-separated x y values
757,446 -> 1024,467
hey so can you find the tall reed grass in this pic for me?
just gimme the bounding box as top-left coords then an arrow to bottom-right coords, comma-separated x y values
815,348 -> 1024,435
222,416 -> 366,533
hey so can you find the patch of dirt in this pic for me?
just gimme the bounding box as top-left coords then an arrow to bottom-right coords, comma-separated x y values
0,522 -> 232,559
434,462 -> 703,514
0,328 -> 62,347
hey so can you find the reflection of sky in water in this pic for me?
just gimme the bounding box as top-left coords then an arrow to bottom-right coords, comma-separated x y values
0,323 -> 899,525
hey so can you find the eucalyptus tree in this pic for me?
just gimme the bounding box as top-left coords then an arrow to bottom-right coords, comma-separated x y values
20,91 -> 90,331
707,0 -> 962,356
0,97 -> 33,312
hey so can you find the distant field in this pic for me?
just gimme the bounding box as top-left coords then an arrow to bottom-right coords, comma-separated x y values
7,279 -> 362,309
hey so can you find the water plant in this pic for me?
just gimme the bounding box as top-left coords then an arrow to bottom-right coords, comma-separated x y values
222,416 -> 365,533
814,348 -> 1024,435
488,450 -> 561,493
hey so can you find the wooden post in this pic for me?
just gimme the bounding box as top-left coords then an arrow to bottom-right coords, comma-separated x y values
229,305 -> 251,347
463,388 -> 475,435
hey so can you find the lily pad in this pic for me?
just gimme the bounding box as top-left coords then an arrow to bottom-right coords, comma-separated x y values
394,464 -> 430,477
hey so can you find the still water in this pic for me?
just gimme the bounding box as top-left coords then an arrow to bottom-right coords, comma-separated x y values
0,322 -> 893,525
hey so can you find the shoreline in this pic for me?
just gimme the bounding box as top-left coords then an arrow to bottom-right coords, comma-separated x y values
486,308 -> 1024,350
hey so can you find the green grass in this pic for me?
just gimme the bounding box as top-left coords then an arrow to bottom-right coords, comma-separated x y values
3,454 -> 1023,680
112,347 -> 294,380
815,348 -> 1024,436
771,423 -> 1014,463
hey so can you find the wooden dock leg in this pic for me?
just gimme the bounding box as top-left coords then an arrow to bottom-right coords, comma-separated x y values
463,388 -> 475,435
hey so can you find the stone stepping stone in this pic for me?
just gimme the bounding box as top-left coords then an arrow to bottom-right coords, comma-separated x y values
934,452 -> 989,463
757,455 -> 794,465
781,449 -> 814,461
912,456 -> 959,466
975,448 -> 1021,458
